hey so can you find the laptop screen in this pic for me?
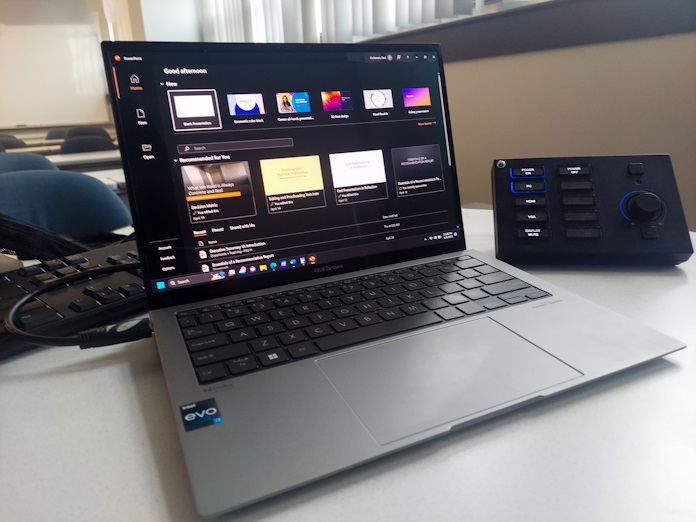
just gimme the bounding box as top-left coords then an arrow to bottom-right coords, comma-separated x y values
102,42 -> 465,309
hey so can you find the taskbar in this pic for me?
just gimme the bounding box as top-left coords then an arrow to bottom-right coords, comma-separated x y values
151,227 -> 461,293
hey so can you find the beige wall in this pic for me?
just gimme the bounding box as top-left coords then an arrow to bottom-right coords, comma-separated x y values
445,32 -> 696,229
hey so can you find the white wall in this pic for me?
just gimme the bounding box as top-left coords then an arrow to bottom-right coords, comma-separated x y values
140,0 -> 202,42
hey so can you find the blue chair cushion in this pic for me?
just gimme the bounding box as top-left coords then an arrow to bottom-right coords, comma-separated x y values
0,169 -> 131,239
0,152 -> 58,173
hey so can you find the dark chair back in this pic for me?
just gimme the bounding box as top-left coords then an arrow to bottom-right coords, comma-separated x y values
0,136 -> 27,149
64,126 -> 112,140
60,136 -> 117,154
46,128 -> 68,139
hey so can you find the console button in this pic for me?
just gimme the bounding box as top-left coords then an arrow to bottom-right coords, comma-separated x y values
562,195 -> 596,206
512,180 -> 546,192
628,162 -> 645,175
558,165 -> 591,176
563,211 -> 598,222
515,211 -> 549,223
624,192 -> 663,222
560,180 -> 593,191
641,226 -> 659,239
516,228 -> 551,239
511,167 -> 544,177
515,196 -> 547,207
564,228 -> 601,239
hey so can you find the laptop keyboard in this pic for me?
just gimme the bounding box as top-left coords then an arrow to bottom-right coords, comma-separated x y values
178,255 -> 550,384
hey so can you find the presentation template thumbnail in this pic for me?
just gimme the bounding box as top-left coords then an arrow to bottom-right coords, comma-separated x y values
276,92 -> 311,113
329,149 -> 389,204
167,89 -> 222,132
260,155 -> 327,213
391,144 -> 445,197
363,89 -> 394,109
321,91 -> 353,111
402,88 -> 431,107
181,161 -> 257,223
227,93 -> 265,115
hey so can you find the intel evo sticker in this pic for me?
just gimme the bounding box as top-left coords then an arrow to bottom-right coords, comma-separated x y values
180,398 -> 222,432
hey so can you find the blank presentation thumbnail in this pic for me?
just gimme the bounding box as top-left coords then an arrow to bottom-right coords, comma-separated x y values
329,150 -> 386,188
174,95 -> 215,118
402,88 -> 431,107
227,93 -> 265,115
167,89 -> 222,132
363,89 -> 394,109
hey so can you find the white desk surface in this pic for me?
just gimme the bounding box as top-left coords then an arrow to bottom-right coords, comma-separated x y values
43,149 -> 122,169
1,209 -> 695,522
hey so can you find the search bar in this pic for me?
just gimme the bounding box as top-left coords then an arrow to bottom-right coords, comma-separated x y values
177,137 -> 293,154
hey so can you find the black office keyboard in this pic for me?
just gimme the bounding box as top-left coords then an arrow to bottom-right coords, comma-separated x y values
179,255 -> 551,384
0,241 -> 148,359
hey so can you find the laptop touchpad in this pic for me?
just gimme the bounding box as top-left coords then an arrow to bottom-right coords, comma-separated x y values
317,317 -> 581,445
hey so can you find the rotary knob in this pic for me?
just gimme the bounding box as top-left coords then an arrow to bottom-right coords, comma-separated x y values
624,191 -> 663,222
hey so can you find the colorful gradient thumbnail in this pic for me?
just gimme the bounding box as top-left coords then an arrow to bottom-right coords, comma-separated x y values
402,88 -> 431,107
321,91 -> 353,111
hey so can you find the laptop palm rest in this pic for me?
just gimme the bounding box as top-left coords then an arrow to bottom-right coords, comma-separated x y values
317,317 -> 582,445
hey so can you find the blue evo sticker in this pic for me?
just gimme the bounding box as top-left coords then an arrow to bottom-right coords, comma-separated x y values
180,398 -> 222,432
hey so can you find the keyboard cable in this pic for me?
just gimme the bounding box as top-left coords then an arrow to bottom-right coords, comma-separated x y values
3,264 -> 152,349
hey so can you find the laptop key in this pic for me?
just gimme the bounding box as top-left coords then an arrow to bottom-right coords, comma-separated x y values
400,303 -> 427,315
316,312 -> 442,352
196,364 -> 228,383
306,324 -> 334,339
482,279 -> 530,296
284,316 -> 311,330
457,302 -> 486,315
476,271 -> 513,285
287,343 -> 318,359
182,324 -> 216,340
250,337 -> 280,352
258,348 -> 290,367
378,308 -> 406,321
191,343 -> 250,367
186,333 -> 230,353
230,328 -> 258,343
330,318 -> 359,332
474,265 -> 499,275
435,307 -> 464,321
227,356 -> 259,375
355,312 -> 383,327
279,331 -> 307,345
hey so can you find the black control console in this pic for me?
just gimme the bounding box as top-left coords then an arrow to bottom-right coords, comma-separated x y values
492,155 -> 693,265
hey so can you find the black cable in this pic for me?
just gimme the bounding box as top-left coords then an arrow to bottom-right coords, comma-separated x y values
3,263 -> 152,348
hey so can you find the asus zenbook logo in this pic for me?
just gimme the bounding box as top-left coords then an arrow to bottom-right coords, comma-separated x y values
180,399 -> 222,432
313,264 -> 344,274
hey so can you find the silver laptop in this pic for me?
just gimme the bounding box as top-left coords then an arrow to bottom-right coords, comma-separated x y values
102,42 -> 685,517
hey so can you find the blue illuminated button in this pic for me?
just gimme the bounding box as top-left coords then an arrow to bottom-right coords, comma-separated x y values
511,167 -> 544,177
512,180 -> 546,192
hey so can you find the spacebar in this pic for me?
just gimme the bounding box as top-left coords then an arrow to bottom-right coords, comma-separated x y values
315,312 -> 442,352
